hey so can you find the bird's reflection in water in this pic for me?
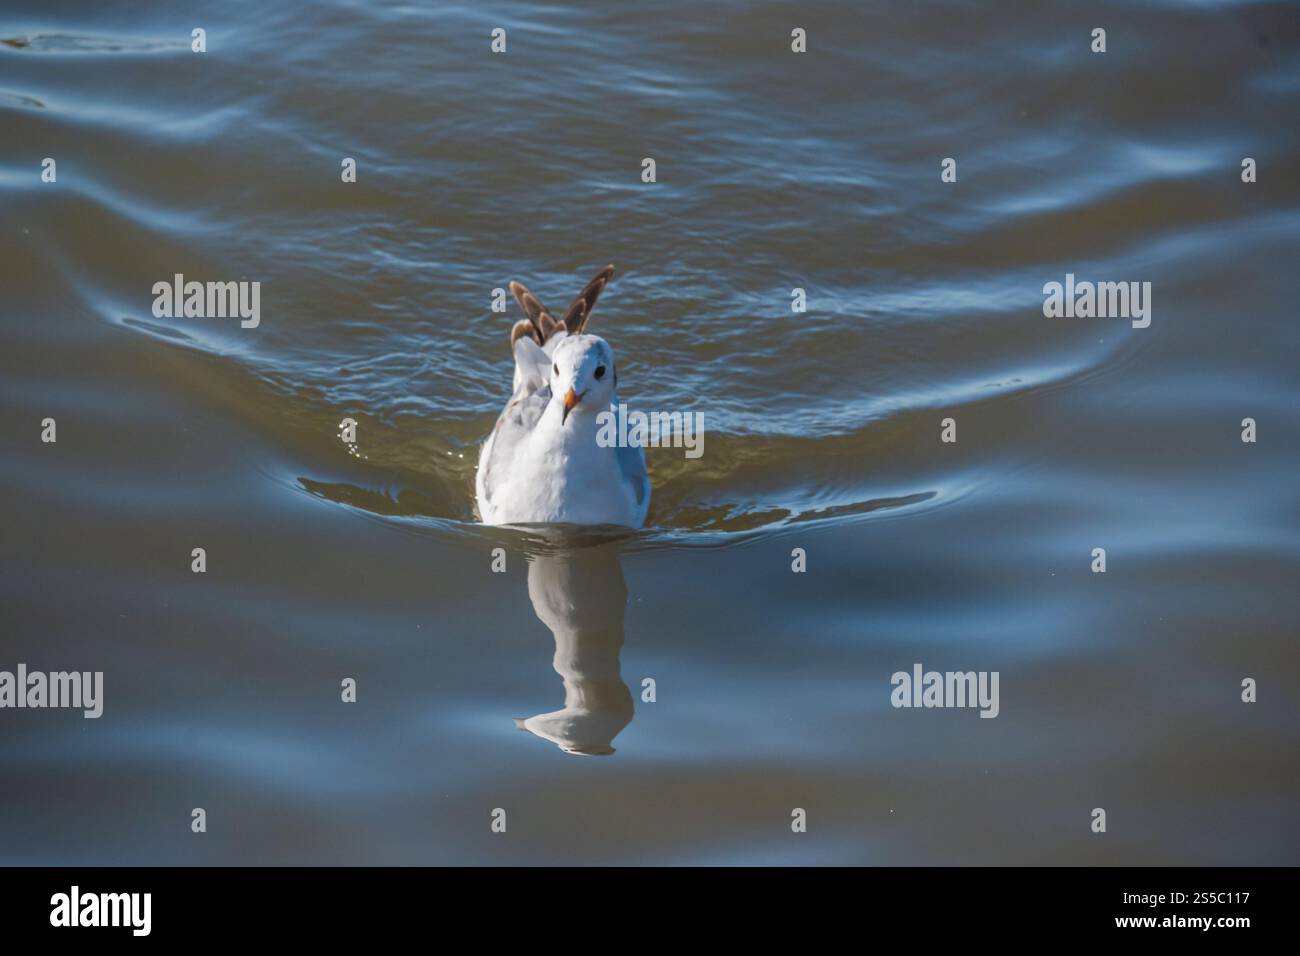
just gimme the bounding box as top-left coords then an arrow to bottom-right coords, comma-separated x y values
515,543 -> 633,756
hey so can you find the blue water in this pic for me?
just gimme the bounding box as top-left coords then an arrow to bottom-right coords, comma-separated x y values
1,0 -> 1298,863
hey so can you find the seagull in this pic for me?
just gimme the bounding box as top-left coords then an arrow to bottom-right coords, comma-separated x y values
475,265 -> 651,528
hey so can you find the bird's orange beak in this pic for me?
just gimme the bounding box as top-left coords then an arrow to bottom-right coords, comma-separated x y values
562,387 -> 584,424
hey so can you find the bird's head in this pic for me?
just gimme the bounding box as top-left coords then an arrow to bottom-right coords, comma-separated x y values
550,334 -> 616,424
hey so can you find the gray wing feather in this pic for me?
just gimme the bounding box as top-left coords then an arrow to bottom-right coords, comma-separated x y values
615,427 -> 650,509
481,382 -> 550,508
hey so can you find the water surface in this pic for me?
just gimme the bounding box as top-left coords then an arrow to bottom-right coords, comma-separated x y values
1,0 -> 1298,864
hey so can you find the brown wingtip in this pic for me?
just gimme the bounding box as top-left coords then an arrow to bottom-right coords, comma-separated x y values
509,280 -> 563,350
510,319 -> 539,348
563,264 -> 616,335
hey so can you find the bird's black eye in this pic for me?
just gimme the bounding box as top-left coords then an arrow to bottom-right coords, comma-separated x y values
594,365 -> 606,380
553,363 -> 559,375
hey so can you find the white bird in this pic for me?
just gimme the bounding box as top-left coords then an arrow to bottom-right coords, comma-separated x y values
475,265 -> 650,528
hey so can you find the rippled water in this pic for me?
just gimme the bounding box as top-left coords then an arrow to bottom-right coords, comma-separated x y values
2,0 -> 1298,864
